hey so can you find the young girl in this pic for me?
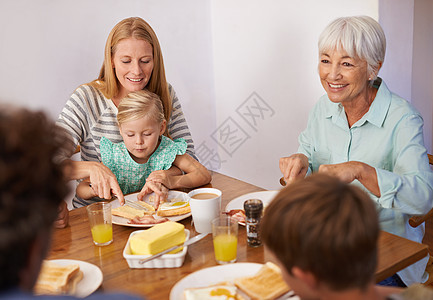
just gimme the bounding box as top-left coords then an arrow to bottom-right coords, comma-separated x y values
76,90 -> 211,207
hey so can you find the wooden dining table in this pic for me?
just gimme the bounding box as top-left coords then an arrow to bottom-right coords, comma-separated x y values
47,172 -> 429,299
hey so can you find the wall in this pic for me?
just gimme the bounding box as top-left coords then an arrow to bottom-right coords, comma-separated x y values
209,0 -> 378,189
0,0 -> 216,152
379,0 -> 433,153
412,0 -> 433,152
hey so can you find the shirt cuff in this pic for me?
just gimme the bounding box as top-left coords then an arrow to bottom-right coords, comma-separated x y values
376,167 -> 402,209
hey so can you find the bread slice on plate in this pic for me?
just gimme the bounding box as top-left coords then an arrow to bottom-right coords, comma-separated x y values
34,260 -> 82,295
157,202 -> 191,217
137,200 -> 156,212
112,205 -> 153,219
234,262 -> 290,300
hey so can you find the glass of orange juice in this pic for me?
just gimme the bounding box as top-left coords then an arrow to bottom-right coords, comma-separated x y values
212,215 -> 238,264
86,202 -> 113,246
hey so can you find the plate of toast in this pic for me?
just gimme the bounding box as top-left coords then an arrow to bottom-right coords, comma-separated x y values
169,262 -> 296,300
111,191 -> 192,227
34,259 -> 103,298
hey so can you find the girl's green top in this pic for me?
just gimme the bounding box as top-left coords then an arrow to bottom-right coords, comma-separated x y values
100,135 -> 187,195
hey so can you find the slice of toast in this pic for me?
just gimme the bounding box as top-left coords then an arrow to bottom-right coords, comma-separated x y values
67,270 -> 83,295
157,203 -> 191,217
137,200 -> 156,212
111,205 -> 152,219
234,262 -> 290,300
34,261 -> 81,295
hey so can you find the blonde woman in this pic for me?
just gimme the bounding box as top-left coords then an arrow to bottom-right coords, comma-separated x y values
57,17 -> 197,208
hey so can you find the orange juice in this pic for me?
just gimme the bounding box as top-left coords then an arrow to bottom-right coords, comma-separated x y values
91,224 -> 113,245
213,234 -> 237,263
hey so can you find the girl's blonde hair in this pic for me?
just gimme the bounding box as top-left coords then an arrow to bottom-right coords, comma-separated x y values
89,17 -> 171,136
117,90 -> 165,129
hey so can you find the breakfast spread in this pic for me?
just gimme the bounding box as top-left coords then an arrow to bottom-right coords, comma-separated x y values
34,260 -> 83,295
234,262 -> 290,300
181,262 -> 290,300
112,193 -> 191,225
129,221 -> 186,255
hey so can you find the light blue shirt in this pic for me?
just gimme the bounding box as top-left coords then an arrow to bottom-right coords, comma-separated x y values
298,78 -> 433,285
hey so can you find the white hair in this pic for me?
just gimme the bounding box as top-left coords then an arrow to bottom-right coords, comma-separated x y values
318,16 -> 386,80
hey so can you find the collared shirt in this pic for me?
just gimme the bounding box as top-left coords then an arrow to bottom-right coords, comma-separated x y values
298,78 -> 433,285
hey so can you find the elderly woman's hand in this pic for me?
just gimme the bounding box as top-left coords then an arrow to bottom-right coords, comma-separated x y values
318,162 -> 359,182
137,181 -> 169,209
279,154 -> 309,185
88,161 -> 125,205
318,161 -> 380,197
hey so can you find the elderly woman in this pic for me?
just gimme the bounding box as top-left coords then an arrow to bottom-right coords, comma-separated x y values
56,17 -> 197,209
279,16 -> 433,286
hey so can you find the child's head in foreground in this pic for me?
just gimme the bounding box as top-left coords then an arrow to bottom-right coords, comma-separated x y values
117,90 -> 166,163
262,174 -> 379,298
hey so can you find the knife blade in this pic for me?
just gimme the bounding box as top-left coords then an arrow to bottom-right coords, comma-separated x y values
139,232 -> 208,264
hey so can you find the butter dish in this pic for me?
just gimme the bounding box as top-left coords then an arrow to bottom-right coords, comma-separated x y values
123,229 -> 190,268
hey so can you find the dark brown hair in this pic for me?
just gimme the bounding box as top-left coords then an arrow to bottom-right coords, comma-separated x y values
0,106 -> 69,290
262,174 -> 379,291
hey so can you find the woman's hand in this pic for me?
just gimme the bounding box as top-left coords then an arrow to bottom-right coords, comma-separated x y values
137,181 -> 168,208
279,154 -> 309,185
64,160 -> 125,205
54,201 -> 69,228
318,161 -> 380,197
87,161 -> 125,205
318,162 -> 359,183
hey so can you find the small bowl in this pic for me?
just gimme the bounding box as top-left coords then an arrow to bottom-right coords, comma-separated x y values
123,229 -> 190,268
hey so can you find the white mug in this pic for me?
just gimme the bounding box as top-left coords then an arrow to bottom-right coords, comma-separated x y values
188,188 -> 222,234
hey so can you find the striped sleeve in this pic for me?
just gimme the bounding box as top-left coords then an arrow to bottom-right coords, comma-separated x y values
167,84 -> 197,160
56,85 -> 122,163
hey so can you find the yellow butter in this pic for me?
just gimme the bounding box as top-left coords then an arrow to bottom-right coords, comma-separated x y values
129,222 -> 186,255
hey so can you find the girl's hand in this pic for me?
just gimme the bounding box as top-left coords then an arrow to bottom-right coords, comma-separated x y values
88,161 -> 125,205
137,181 -> 168,208
279,154 -> 309,185
146,170 -> 175,189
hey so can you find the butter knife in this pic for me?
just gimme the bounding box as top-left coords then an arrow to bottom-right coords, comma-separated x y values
139,233 -> 208,264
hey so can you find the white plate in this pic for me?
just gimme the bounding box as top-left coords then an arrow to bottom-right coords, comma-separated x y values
225,190 -> 279,213
47,259 -> 103,298
169,263 -> 297,300
111,191 -> 192,228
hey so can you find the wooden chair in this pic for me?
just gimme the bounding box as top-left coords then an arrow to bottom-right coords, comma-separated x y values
409,153 -> 433,228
